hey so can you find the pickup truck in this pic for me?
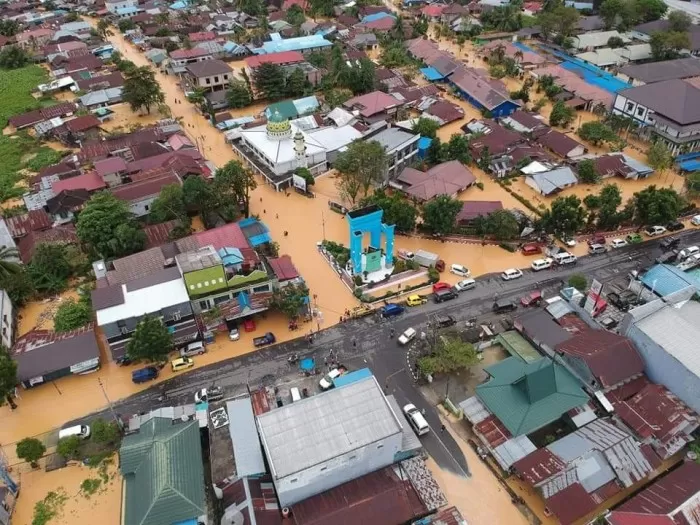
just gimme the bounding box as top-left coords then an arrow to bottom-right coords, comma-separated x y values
253,332 -> 276,347
607,290 -> 639,311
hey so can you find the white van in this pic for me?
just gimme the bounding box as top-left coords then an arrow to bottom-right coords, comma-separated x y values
290,387 -> 301,402
531,258 -> 552,271
403,404 -> 430,436
680,246 -> 700,260
554,252 -> 577,265
59,424 -> 91,440
180,341 -> 206,357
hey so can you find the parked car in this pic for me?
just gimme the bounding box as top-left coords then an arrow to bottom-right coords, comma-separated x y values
455,278 -> 476,291
398,249 -> 415,261
403,403 -> 429,436
450,264 -> 470,277
434,288 -> 457,303
587,234 -> 606,246
171,356 -> 194,372
253,332 -> 276,347
132,366 -> 158,384
493,299 -> 517,313
531,258 -> 552,271
194,386 -> 223,404
680,246 -> 700,260
521,243 -> 542,256
432,282 -> 451,293
501,268 -> 523,281
656,250 -> 679,264
406,294 -> 427,307
521,291 -> 542,307
667,220 -> 685,232
644,225 -> 667,237
660,236 -> 681,251
435,314 -> 456,327
626,233 -> 643,244
610,238 -> 627,249
398,327 -> 417,346
320,368 -> 343,390
229,328 -> 240,341
180,341 -> 206,357
692,214 -> 700,226
553,252 -> 577,265
588,243 -> 607,255
564,237 -> 577,247
380,304 -> 405,318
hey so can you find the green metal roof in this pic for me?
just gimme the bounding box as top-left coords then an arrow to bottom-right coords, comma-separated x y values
476,357 -> 589,436
120,418 -> 206,525
496,331 -> 541,363
266,100 -> 298,120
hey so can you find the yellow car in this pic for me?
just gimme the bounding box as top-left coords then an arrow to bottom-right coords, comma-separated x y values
171,356 -> 194,372
406,295 -> 427,307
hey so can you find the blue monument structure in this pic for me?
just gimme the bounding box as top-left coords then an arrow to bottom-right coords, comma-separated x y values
346,205 -> 395,277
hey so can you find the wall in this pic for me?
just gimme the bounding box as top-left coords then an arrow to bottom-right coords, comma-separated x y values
0,290 -> 14,349
272,431 -> 402,507
193,72 -> 231,90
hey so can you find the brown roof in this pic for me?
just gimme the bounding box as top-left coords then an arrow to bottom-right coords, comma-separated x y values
396,160 -> 476,201
544,483 -> 598,525
507,110 -> 546,131
38,161 -> 78,179
94,156 -> 128,177
11,324 -> 100,382
143,220 -> 179,249
512,448 -> 565,486
344,91 -> 400,117
76,71 -> 124,91
424,100 -> 464,123
17,225 -> 78,263
55,54 -> 103,73
52,171 -> 106,193
78,128 -> 166,162
46,189 -> 90,215
450,67 -> 516,112
186,59 -> 232,78
65,114 -> 101,133
468,121 -> 524,156
111,172 -> 181,202
268,255 -> 299,281
9,102 -> 76,129
5,209 -> 52,239
456,200 -> 503,222
533,129 -> 584,157
593,154 -> 636,178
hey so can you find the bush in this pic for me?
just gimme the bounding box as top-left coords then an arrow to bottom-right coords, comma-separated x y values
353,288 -> 363,298
353,275 -> 363,287
568,274 -> 588,292
16,437 -> 46,467
475,181 -> 484,190
498,242 -> 517,252
56,435 -> 82,460
53,299 -> 92,332
91,418 -> 120,445
427,267 -> 439,283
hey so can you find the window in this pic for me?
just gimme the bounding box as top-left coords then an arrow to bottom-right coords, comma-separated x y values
214,76 -> 219,83
377,444 -> 384,449
636,107 -> 645,117
626,101 -> 634,113
205,78 -> 211,85
223,74 -> 229,80
290,478 -> 298,483
172,311 -> 181,321
320,466 -> 327,471
213,295 -> 229,306
252,284 -> 270,293
144,204 -> 149,211
199,300 -> 209,310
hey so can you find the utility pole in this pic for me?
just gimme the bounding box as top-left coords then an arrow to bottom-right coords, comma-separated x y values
321,210 -> 326,240
98,377 -> 124,431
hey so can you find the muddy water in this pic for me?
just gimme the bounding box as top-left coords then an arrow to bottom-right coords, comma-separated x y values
12,457 -> 121,525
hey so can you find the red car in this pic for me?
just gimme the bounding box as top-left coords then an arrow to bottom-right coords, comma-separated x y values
521,243 -> 542,256
520,291 -> 542,307
432,282 -> 451,293
588,234 -> 606,246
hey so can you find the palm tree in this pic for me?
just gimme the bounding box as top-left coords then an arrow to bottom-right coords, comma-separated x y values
514,49 -> 524,65
96,19 -> 113,40
0,247 -> 20,280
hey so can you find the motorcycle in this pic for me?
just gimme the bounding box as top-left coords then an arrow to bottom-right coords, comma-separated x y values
288,353 -> 299,364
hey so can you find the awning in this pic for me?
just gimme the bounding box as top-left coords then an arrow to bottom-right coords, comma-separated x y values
565,97 -> 587,108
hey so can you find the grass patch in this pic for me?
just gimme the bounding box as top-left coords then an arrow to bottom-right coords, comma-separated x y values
79,478 -> 102,498
24,147 -> 67,172
0,132 -> 37,202
31,488 -> 68,525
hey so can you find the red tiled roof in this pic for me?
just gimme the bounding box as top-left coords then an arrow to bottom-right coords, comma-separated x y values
344,91 -> 400,117
544,483 -> 598,525
397,160 -> 476,201
474,414 -> 511,448
421,3 -> 446,16
9,102 -> 76,129
457,200 -> 503,222
245,51 -> 305,69
79,128 -> 165,162
5,209 -> 52,238
40,102 -> 77,120
608,512 -> 676,525
358,16 -> 395,31
17,225 -> 78,263
555,330 -> 644,388
188,31 -> 217,42
65,114 -> 101,133
111,172 -> 180,202
468,121 -> 524,156
126,149 -> 202,175
52,171 -> 106,193
268,255 -> 299,281
169,47 -> 212,60
607,375 -> 651,403
143,220 -> 178,249
167,133 -> 194,151
618,462 -> 700,517
184,221 -> 250,251
512,448 -> 565,486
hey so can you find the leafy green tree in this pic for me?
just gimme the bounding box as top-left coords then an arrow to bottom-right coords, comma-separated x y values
253,63 -> 286,100
324,87 -> 353,108
91,418 -> 120,444
636,0 -> 668,23
426,137 -> 445,167
0,20 -> 20,37
122,66 -> 165,115
549,100 -> 576,127
149,184 -> 187,224
418,336 -> 479,376
117,19 -> 136,33
0,345 -> 17,409
0,267 -> 34,307
126,315 -> 173,362
480,5 -> 524,31
577,159 -> 600,184
56,436 -> 82,460
539,5 -> 579,39
422,195 -> 462,235
484,210 -> 519,240
285,67 -> 311,98
269,283 -> 309,319
226,80 -> 252,108
650,31 -> 690,61
76,192 -> 145,259
632,185 -> 682,225
213,160 -> 257,218
28,244 -> 72,294
607,36 -> 625,48
600,0 -> 625,28
0,246 -> 20,280
568,274 -> 588,292
16,437 -> 46,468
0,46 -> 31,69
53,299 -> 92,332
334,140 -> 388,203
542,195 -> 586,237
360,189 -> 418,233
647,141 -> 673,178
668,10 -> 692,32
578,121 -> 618,146
445,134 -> 471,164
412,118 -> 440,139
182,176 -> 214,216
238,0 -> 264,15
309,0 -> 334,16
379,43 -> 413,68
286,4 -> 306,25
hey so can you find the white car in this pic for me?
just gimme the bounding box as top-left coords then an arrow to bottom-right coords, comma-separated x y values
319,368 -> 342,390
403,403 -> 429,435
610,238 -> 627,249
398,327 -> 417,346
501,268 -> 523,281
645,225 -> 667,237
564,237 -> 577,247
455,278 -> 476,291
691,214 -> 700,226
450,264 -> 470,277
680,246 -> 700,260
228,328 -> 240,341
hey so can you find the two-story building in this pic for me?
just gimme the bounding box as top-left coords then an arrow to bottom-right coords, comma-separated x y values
167,47 -> 213,75
105,0 -> 138,14
365,127 -> 421,182
184,60 -> 232,93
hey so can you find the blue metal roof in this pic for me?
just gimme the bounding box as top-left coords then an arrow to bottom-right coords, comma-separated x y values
679,159 -> 700,172
116,6 -> 138,14
675,151 -> 700,162
334,368 -> 373,389
421,66 -> 444,81
255,34 -> 332,54
362,12 -> 394,22
641,264 -> 700,297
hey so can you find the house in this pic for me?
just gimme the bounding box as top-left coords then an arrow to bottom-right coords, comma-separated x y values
367,127 -> 421,181
17,226 -> 79,264
79,87 -> 123,109
591,153 -> 653,180
95,156 -> 128,187
8,102 -> 76,130
631,19 -> 700,56
571,30 -> 630,51
609,461 -> 700,525
422,100 -> 465,125
110,171 -> 181,217
106,0 -> 138,14
392,160 -> 476,201
76,72 -> 124,92
480,41 -> 547,70
185,59 -> 232,92
575,47 -> 628,70
11,325 -> 100,388
532,64 -> 614,110
120,417 -> 206,525
168,47 -> 213,73
456,200 -> 503,225
449,67 -> 520,117
64,115 -> 102,140
350,32 -> 379,50
0,290 -> 14,349
612,79 -> 700,155
253,33 -> 332,55
618,57 -> 700,87
466,120 -> 525,158
3,210 -> 52,240
45,190 -> 90,224
51,171 -> 106,194
244,50 -> 305,78
15,27 -> 54,49
525,167 -> 578,196
533,129 -> 586,158
267,255 -> 302,287
343,91 -> 401,123
500,111 -> 546,133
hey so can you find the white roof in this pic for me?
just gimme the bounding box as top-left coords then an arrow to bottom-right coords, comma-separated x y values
227,398 -> 266,477
326,107 -> 356,127
306,125 -> 362,153
95,277 -> 190,325
576,48 -> 627,67
257,375 -> 402,479
240,122 -> 326,165
614,43 -> 652,62
520,160 -> 554,174
572,31 -> 630,49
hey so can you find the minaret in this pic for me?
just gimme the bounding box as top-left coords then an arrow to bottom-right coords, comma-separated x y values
293,130 -> 307,169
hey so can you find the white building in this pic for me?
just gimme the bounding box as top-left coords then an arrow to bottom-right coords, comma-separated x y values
105,0 -> 137,14
0,290 -> 14,349
369,127 -> 421,182
256,375 -> 404,507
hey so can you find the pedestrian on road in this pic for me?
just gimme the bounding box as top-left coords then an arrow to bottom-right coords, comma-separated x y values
276,213 -> 279,219
352,338 -> 357,348
440,424 -> 446,433
260,197 -> 263,202
263,209 -> 266,214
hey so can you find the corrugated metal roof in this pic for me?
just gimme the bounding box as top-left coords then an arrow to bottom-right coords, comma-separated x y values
227,397 -> 266,478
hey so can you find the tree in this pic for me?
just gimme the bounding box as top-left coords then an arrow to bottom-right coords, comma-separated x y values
480,5 -> 524,31
0,345 -> 17,409
335,57 -> 376,95
577,159 -> 600,184
16,437 -> 46,468
91,418 -> 120,444
96,19 -> 113,40
445,134 -> 471,164
226,80 -> 252,108
126,315 -> 173,362
213,160 -> 257,218
53,299 -> 92,332
183,176 -> 214,216
568,274 -> 588,292
269,283 -> 309,319
238,0 -> 264,15
422,195 -> 462,235
412,118 -> 440,139
287,4 -> 306,26
0,46 -> 31,69
542,195 -> 586,237
650,31 -> 690,61
324,87 -> 353,108
647,141 -> 673,177
0,267 -> 33,307
0,20 -> 20,37
607,36 -> 625,48
0,246 -> 20,280
253,63 -> 287,100
76,192 -> 145,259
379,43 -> 413,68
56,436 -> 82,460
117,19 -> 136,33
632,185 -> 682,225
334,140 -> 387,203
295,167 -> 315,187
539,5 -> 579,38
359,190 -> 418,232
668,10 -> 692,32
484,210 -> 519,240
426,137 -> 445,166
418,336 -> 479,376
122,66 -> 165,115
28,243 -> 72,294
636,0 -> 667,23
578,121 -> 618,146
597,183 -> 624,229
149,184 -> 187,224
549,100 -> 576,127
285,67 -> 311,98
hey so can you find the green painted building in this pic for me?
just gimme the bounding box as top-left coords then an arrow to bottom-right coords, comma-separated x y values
476,357 -> 589,436
120,417 -> 206,525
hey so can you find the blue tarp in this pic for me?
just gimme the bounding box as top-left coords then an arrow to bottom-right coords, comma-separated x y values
676,151 -> 700,162
679,159 -> 700,172
417,136 -> 433,158
333,368 -> 373,389
421,66 -> 444,81
544,46 -> 629,94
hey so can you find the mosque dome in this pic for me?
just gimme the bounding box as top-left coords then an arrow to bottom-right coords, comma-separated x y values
266,110 -> 292,140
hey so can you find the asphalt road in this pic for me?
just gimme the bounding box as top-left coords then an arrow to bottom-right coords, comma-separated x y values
79,230 -> 700,478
